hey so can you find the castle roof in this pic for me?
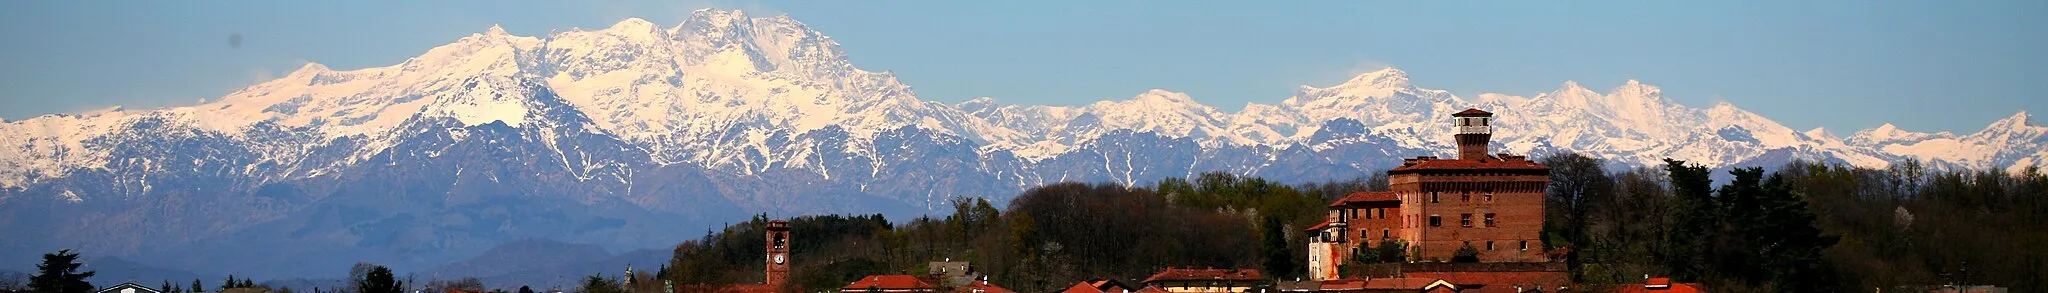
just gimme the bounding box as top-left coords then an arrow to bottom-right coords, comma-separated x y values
1388,156 -> 1548,173
1329,191 -> 1399,207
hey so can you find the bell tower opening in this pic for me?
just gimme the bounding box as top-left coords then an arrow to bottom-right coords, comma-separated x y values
1452,109 -> 1494,161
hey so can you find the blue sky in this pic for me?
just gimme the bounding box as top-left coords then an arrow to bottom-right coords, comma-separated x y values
2,1 -> 2042,134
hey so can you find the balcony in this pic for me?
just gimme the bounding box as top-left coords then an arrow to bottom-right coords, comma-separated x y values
1458,125 -> 1491,134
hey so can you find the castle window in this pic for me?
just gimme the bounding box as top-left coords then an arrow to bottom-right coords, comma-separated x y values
1461,191 -> 1470,202
1485,190 -> 1494,201
1520,240 -> 1529,250
1487,241 -> 1495,250
1485,213 -> 1497,227
1431,192 -> 1439,203
1461,214 -> 1472,227
1383,229 -> 1390,238
1429,215 -> 1441,227
1376,208 -> 1385,219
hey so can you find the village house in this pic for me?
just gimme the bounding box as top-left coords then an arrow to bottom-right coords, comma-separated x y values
927,260 -> 976,287
1137,267 -> 1264,293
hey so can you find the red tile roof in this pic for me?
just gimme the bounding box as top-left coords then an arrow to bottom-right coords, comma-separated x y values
843,275 -> 936,290
1614,278 -> 1703,293
1330,191 -> 1399,207
1131,287 -> 1171,293
1403,271 -> 1569,292
1140,267 -> 1264,284
955,280 -> 1015,293
1304,220 -> 1332,231
1453,108 -> 1493,117
1059,282 -> 1102,293
1389,157 -> 1549,172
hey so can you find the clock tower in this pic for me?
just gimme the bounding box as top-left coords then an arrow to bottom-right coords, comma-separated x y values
764,219 -> 791,290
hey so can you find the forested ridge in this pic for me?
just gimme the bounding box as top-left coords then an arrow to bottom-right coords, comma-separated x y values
656,154 -> 2048,292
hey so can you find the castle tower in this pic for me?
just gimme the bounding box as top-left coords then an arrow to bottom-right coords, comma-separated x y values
1452,109 -> 1493,161
765,220 -> 791,289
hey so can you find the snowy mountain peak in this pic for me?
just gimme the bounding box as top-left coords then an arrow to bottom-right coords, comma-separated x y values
1849,123 -> 1930,145
1547,80 -> 1599,99
1335,67 -> 1412,89
1992,110 -> 2036,129
684,8 -> 750,28
485,24 -> 509,36
1135,89 -> 1197,104
1614,79 -> 1663,100
285,62 -> 332,79
606,18 -> 663,34
1804,127 -> 1835,139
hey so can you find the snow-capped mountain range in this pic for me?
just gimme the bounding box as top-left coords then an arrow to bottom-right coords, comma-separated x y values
1,9 -> 2041,278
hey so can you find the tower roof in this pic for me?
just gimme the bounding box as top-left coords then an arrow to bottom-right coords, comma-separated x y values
1452,108 -> 1493,117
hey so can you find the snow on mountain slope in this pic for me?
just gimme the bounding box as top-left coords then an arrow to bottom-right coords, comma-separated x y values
1847,111 -> 2047,172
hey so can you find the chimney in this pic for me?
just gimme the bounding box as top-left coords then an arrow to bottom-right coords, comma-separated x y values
1451,109 -> 1494,161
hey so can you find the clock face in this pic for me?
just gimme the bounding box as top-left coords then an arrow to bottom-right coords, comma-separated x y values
773,254 -> 785,264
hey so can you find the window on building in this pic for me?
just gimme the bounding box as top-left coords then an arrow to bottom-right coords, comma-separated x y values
1377,208 -> 1385,219
1485,190 -> 1494,201
1429,215 -> 1441,227
1461,213 -> 1473,227
1383,229 -> 1390,238
1520,240 -> 1529,250
1431,192 -> 1440,203
1487,241 -> 1495,250
1485,213 -> 1497,227
1461,191 -> 1470,202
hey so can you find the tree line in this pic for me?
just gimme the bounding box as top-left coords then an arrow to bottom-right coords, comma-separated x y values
661,173 -> 1378,292
1540,153 -> 2048,292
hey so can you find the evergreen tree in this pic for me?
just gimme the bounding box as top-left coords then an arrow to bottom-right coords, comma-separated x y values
1662,159 -> 1716,281
162,280 -> 175,293
1259,216 -> 1297,278
1755,172 -> 1839,292
26,249 -> 94,293
353,265 -> 401,293
223,276 -> 236,290
191,279 -> 202,293
517,286 -> 533,293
